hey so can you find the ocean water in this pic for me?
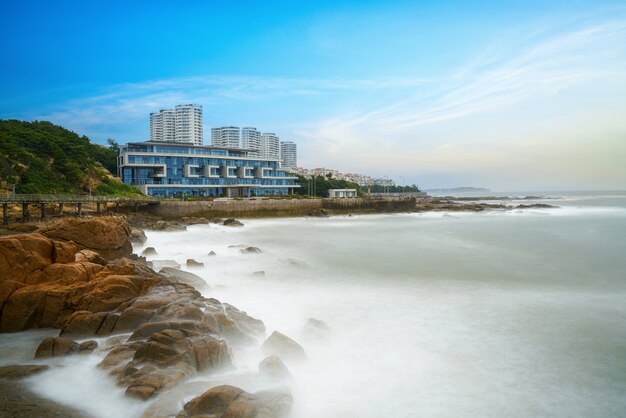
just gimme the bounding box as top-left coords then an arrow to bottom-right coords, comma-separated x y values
1,192 -> 625,417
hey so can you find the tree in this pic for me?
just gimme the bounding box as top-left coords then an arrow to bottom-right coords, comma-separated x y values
106,138 -> 120,151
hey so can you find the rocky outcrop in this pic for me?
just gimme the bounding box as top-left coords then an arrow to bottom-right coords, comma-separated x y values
181,217 -> 209,225
36,216 -> 133,260
261,331 -> 307,362
103,328 -> 231,400
208,251 -> 216,256
176,385 -> 293,418
223,218 -> 243,227
34,336 -> 97,358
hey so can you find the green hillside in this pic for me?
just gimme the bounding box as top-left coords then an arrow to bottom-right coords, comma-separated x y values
0,120 -> 142,196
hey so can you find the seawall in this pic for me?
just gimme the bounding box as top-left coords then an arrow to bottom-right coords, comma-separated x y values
143,197 -> 416,219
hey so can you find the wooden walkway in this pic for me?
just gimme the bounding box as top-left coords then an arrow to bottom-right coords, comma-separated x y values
1,194 -> 159,224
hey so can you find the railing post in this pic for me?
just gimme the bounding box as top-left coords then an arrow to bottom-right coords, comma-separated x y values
40,202 -> 45,220
2,203 -> 7,225
76,203 -> 82,217
22,203 -> 29,222
96,202 -> 101,214
59,203 -> 64,216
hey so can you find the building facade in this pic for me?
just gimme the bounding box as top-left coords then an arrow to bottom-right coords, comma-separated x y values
260,133 -> 280,159
241,127 -> 261,156
150,104 -> 203,145
211,126 -> 241,148
280,141 -> 297,168
119,141 -> 299,198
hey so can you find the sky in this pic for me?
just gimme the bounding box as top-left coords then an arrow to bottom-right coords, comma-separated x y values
1,0 -> 625,190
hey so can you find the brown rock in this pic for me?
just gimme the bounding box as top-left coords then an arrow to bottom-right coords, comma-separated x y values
34,336 -> 98,358
261,331 -> 307,362
259,355 -> 292,380
36,217 -> 132,260
177,385 -> 293,418
186,259 -> 204,268
129,228 -> 147,244
141,247 -> 157,256
75,249 -> 107,266
0,364 -> 50,379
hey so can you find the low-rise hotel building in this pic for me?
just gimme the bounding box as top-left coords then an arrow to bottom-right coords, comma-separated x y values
119,141 -> 299,198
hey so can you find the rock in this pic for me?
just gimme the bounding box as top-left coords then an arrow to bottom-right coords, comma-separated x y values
153,221 -> 187,232
181,217 -> 209,225
302,318 -> 331,341
259,355 -> 292,380
101,328 -> 231,400
141,247 -> 157,256
0,233 -> 75,283
0,364 -> 50,379
177,385 -> 293,418
252,271 -> 266,277
186,258 -> 204,268
34,336 -> 97,358
240,246 -> 262,254
515,203 -> 558,209
129,228 -> 147,244
36,216 -> 132,260
223,218 -> 243,227
159,267 -> 209,290
261,331 -> 307,362
309,208 -> 330,217
151,259 -> 181,270
75,249 -> 107,265
208,251 -> 216,256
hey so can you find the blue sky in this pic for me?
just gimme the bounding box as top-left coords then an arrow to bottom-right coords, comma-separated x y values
1,0 -> 625,190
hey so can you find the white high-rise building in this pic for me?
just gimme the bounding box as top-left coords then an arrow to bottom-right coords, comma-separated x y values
211,127 -> 241,148
150,104 -> 202,145
280,141 -> 297,168
241,127 -> 262,155
261,133 -> 280,159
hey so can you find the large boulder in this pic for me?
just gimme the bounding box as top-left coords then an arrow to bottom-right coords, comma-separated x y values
176,385 -> 293,418
129,228 -> 147,244
261,331 -> 307,362
36,217 -> 132,260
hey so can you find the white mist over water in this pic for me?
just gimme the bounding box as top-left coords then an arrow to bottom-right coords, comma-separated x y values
1,193 -> 625,417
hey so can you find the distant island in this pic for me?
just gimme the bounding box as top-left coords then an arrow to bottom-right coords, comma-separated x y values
425,187 -> 490,193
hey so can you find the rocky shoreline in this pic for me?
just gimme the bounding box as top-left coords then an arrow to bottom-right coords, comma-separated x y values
0,216 -> 308,418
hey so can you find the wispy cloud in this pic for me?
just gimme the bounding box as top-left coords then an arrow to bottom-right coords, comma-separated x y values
305,17 -> 626,141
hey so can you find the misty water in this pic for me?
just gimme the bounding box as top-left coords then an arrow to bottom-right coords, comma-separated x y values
1,192 -> 625,417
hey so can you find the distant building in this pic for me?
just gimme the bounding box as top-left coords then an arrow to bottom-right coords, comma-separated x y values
150,104 -> 203,146
119,141 -> 299,197
211,127 -> 241,148
280,141 -> 297,168
261,133 -> 280,159
241,127 -> 262,155
328,189 -> 357,198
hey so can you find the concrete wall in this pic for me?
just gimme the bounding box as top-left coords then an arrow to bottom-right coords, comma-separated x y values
144,197 -> 416,219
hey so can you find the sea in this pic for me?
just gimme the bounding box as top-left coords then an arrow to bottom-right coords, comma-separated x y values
1,191 -> 625,417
